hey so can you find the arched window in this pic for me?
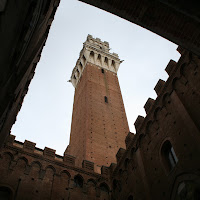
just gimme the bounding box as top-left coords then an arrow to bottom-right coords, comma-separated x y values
97,54 -> 102,66
104,57 -> 108,67
100,183 -> 109,200
175,181 -> 200,200
79,62 -> 83,71
128,195 -> 133,200
82,55 -> 86,65
74,175 -> 83,188
100,183 -> 109,194
76,69 -> 80,78
161,140 -> 178,171
111,60 -> 115,70
89,51 -> 95,63
0,187 -> 12,200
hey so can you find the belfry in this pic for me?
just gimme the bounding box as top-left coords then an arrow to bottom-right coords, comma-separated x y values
66,35 -> 129,171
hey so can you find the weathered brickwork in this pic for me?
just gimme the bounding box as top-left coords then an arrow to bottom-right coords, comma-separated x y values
111,48 -> 200,200
68,63 -> 129,169
66,36 -> 129,170
0,35 -> 199,200
0,135 -> 111,200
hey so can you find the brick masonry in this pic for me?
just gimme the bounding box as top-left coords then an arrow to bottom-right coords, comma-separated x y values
67,62 -> 129,170
0,43 -> 200,199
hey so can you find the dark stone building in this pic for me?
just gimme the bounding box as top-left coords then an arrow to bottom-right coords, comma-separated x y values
0,1 -> 200,199
0,134 -> 111,200
0,0 -> 60,148
111,47 -> 200,199
80,0 -> 200,55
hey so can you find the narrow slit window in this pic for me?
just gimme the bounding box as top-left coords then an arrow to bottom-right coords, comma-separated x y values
101,69 -> 104,73
104,96 -> 108,103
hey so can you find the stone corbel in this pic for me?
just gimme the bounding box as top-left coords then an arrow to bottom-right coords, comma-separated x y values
77,63 -> 82,72
108,59 -> 111,69
75,71 -> 79,79
100,56 -> 104,67
94,52 -> 98,65
84,49 -> 90,61
115,62 -> 120,72
71,78 -> 76,88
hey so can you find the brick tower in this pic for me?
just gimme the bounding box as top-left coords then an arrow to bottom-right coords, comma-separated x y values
66,35 -> 129,171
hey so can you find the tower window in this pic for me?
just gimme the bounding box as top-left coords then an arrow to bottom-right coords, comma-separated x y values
101,69 -> 104,73
74,175 -> 83,188
161,140 -> 178,172
104,96 -> 108,103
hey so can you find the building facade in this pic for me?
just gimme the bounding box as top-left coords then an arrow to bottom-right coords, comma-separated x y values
0,36 -> 200,200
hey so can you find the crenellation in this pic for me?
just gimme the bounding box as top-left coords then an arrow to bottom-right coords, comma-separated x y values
154,79 -> 165,95
108,48 -> 200,199
134,115 -> 145,133
177,46 -> 185,55
70,34 -> 121,88
165,59 -> 177,75
24,140 -> 36,151
3,135 -> 113,178
82,160 -> 94,171
44,147 -> 56,158
125,132 -> 135,148
144,98 -> 155,114
101,166 -> 109,176
63,154 -> 76,166
6,134 -> 15,143
109,163 -> 117,174
116,148 -> 126,163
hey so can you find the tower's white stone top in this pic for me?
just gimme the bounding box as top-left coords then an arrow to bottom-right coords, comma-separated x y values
70,34 -> 122,88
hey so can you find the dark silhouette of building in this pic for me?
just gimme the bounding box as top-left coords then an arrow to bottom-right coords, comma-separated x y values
0,0 -> 61,148
80,0 -> 200,55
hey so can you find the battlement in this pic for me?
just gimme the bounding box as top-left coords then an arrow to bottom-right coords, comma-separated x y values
86,34 -> 110,51
70,34 -> 122,88
5,134 -> 112,176
113,46 -> 188,170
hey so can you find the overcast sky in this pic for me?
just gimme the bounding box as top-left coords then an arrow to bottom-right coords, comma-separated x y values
11,0 -> 180,155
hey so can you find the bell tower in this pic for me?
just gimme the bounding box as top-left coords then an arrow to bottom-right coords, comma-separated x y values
66,35 -> 129,171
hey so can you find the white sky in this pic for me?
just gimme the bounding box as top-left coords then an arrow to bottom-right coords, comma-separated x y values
11,0 -> 180,155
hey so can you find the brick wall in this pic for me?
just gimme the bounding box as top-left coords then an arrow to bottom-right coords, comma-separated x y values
111,49 -> 200,200
0,136 -> 111,200
67,62 -> 129,170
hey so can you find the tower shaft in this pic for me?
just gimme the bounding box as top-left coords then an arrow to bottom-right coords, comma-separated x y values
66,35 -> 129,171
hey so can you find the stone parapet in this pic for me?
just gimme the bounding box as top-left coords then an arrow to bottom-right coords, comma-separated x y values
4,134 -> 111,176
